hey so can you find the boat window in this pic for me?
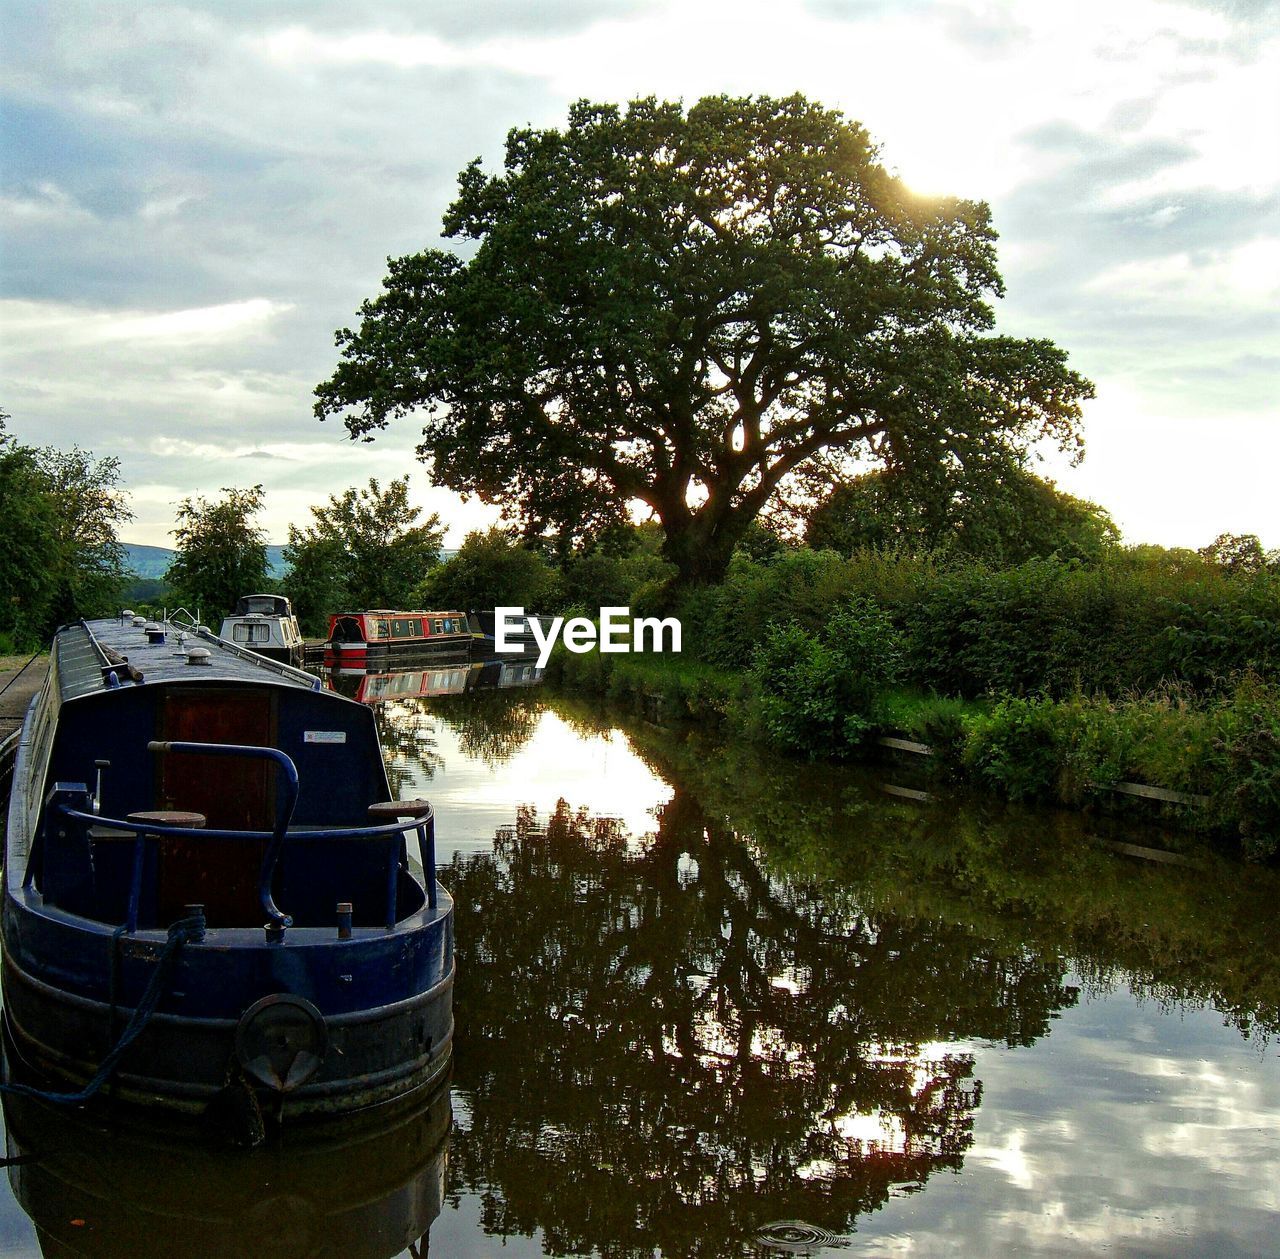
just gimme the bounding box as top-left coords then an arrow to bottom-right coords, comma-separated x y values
240,595 -> 285,616
433,619 -> 443,634
232,623 -> 271,644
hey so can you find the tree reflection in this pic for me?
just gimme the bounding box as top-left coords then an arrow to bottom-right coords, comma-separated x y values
612,712 -> 1280,1040
431,688 -> 546,767
445,790 -> 1078,1256
367,697 -> 444,796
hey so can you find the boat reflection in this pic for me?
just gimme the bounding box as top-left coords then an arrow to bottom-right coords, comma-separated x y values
327,657 -> 543,705
2,1080 -> 450,1259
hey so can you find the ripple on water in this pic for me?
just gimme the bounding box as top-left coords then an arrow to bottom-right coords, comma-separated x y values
754,1220 -> 849,1254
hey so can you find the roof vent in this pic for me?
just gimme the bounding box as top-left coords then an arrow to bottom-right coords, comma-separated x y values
121,609 -> 136,621
186,647 -> 212,667
145,623 -> 166,645
132,617 -> 147,627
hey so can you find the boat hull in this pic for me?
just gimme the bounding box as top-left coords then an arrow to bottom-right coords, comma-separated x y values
2,869 -> 454,1121
1,947 -> 454,1120
2,613 -> 456,1130
324,637 -> 474,668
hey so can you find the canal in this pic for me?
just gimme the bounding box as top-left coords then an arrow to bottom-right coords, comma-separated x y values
3,675 -> 1279,1256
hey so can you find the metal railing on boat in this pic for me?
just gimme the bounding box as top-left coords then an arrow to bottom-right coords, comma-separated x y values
38,744 -> 437,937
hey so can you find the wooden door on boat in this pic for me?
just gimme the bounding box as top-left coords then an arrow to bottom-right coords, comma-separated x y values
155,688 -> 275,926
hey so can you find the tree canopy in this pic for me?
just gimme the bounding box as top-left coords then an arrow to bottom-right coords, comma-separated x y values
0,409 -> 132,647
166,485 -> 269,617
36,445 -> 133,624
316,93 -> 1094,586
283,476 -> 443,629
413,527 -> 559,613
0,411 -> 57,647
1198,532 -> 1279,577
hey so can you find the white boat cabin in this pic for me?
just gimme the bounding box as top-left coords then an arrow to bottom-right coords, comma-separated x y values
218,593 -> 305,666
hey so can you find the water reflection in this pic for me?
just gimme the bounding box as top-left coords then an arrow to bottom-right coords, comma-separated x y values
5,682 -> 1280,1256
325,657 -> 543,706
444,793 -> 1080,1255
326,658 -> 546,796
2,1082 -> 450,1259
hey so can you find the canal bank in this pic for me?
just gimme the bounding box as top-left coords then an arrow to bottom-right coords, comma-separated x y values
548,646 -> 1280,860
0,655 -> 47,744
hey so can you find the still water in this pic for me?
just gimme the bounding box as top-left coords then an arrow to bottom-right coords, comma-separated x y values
3,675 -> 1280,1257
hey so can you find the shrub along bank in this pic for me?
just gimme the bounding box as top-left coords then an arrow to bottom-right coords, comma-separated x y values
549,548 -> 1280,860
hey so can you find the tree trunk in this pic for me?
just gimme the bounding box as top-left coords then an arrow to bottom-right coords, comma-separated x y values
660,517 -> 741,588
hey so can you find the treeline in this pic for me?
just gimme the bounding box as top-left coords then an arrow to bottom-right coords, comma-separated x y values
125,478 -> 445,631
0,411 -> 132,651
674,546 -> 1280,697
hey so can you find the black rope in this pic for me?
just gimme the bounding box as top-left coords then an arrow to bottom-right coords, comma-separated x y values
1,915 -> 202,1106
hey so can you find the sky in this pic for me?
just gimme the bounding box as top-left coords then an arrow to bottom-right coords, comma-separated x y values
1,0 -> 1277,550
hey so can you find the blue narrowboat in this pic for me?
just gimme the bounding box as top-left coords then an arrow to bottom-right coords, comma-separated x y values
1,614 -> 453,1132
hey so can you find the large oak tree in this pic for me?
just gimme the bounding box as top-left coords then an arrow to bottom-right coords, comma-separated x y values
316,94 -> 1094,586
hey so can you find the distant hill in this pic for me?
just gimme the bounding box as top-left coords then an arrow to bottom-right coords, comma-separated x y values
122,543 -> 289,580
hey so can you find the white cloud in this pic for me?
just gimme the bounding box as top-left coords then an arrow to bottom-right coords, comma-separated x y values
0,181 -> 95,225
1084,237 -> 1280,309
258,25 -> 468,69
0,297 -> 292,349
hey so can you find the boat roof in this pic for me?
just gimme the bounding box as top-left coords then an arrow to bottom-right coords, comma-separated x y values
54,617 -> 321,704
230,593 -> 294,616
331,610 -> 465,617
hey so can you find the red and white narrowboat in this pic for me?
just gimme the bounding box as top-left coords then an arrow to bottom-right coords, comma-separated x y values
325,610 -> 475,666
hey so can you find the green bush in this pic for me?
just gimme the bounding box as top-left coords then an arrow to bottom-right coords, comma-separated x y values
672,547 -> 1280,699
414,529 -> 561,612
905,695 -> 981,777
960,690 -> 1228,809
557,547 -> 675,614
963,697 -> 1064,802
749,623 -> 859,754
747,596 -> 903,756
1154,577 -> 1280,691
1219,677 -> 1280,859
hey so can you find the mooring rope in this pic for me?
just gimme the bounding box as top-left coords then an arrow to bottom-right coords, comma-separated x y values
0,915 -> 203,1106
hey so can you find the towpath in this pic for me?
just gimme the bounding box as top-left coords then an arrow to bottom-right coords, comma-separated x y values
0,654 -> 49,744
